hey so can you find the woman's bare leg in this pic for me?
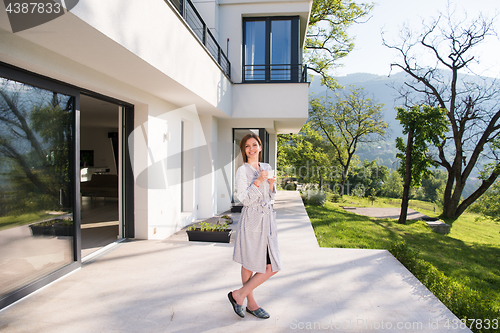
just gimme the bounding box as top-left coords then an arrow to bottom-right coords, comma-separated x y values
233,264 -> 277,306
241,266 -> 259,311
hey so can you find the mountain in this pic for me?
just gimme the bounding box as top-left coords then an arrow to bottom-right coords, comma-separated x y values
307,72 -> 484,197
309,70 -> 498,139
309,72 -> 408,139
308,72 -> 407,170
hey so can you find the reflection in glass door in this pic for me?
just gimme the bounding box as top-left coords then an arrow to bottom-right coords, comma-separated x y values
0,77 -> 75,302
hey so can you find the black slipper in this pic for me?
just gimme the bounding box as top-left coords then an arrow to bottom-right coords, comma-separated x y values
227,292 -> 245,318
246,307 -> 270,319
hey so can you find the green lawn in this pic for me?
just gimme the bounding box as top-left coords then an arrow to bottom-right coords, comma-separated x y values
0,212 -> 59,231
338,195 -> 441,216
306,196 -> 500,312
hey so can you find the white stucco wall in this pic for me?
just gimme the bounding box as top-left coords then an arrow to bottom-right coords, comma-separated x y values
232,83 -> 309,127
198,115 -> 219,218
0,0 -> 232,117
0,30 -> 222,240
192,0 -> 220,41
69,0 -> 232,115
0,0 -> 311,241
216,121 -> 234,213
136,104 -> 220,239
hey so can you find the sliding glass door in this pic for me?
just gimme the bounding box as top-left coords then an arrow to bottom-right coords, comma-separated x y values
0,70 -> 77,308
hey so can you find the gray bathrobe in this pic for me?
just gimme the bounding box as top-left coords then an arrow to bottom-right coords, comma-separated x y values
232,163 -> 282,273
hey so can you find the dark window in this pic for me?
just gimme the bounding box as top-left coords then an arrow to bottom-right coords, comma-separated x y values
243,17 -> 300,83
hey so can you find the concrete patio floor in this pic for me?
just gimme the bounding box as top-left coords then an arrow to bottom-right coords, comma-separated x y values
0,191 -> 470,332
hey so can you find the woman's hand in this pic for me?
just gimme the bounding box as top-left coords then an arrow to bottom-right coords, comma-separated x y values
268,176 -> 276,191
254,170 -> 268,187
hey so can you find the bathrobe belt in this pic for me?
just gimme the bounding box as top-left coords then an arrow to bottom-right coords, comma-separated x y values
244,203 -> 275,237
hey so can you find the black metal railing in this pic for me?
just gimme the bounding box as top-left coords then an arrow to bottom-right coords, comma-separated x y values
244,64 -> 308,83
168,0 -> 231,79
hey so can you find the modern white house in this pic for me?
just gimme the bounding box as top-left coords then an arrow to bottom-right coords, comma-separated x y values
0,0 -> 311,309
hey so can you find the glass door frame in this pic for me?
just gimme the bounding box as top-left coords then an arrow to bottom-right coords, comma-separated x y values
0,62 -> 135,310
79,92 -> 135,240
0,62 -> 81,309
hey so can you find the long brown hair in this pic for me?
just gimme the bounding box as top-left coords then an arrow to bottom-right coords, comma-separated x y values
239,133 -> 262,163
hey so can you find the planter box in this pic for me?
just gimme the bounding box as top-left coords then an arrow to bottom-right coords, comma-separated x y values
29,224 -> 54,236
231,205 -> 243,213
29,220 -> 73,237
53,224 -> 73,236
186,229 -> 231,243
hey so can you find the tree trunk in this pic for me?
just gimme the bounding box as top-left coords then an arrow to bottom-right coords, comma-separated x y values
339,151 -> 355,197
339,163 -> 350,196
441,171 -> 455,217
399,128 -> 414,224
340,168 -> 347,196
442,156 -> 465,218
445,187 -> 464,218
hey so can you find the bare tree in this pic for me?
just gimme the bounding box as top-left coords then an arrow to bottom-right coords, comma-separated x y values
383,6 -> 500,218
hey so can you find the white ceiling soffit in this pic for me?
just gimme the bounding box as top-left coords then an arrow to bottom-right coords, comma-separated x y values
0,5 -> 229,118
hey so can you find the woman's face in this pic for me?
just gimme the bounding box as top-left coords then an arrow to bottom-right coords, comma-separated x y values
244,137 -> 261,160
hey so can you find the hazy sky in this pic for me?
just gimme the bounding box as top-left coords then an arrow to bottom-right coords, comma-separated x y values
335,0 -> 500,77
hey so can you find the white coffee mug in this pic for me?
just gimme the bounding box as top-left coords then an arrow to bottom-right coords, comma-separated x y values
267,170 -> 275,179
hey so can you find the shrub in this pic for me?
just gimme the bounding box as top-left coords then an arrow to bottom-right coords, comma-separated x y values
390,241 -> 499,333
330,193 -> 341,203
351,185 -> 365,197
301,189 -> 326,206
468,180 -> 500,220
368,188 -> 377,205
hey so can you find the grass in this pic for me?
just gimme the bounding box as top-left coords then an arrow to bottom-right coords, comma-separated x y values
339,195 -> 441,217
0,212 -> 60,231
306,196 -> 500,313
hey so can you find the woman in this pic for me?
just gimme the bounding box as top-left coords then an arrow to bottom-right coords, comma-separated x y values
228,133 -> 281,319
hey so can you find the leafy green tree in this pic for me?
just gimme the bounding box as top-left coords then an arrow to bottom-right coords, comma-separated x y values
380,170 -> 403,198
278,122 -> 338,188
396,105 -> 449,224
468,136 -> 500,217
347,159 -> 389,196
305,0 -> 373,89
309,86 -> 388,196
469,179 -> 500,220
383,7 -> 500,218
414,169 -> 448,203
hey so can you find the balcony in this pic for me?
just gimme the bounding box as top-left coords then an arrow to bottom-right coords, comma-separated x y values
168,0 -> 231,79
244,64 -> 308,83
232,81 -> 309,133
